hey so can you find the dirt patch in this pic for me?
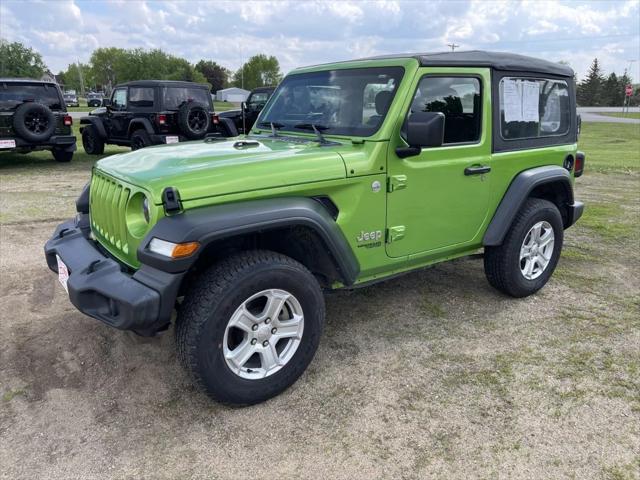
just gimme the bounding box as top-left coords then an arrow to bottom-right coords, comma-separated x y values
1,163 -> 639,479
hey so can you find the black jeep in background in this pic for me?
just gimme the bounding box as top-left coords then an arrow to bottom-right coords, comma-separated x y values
86,92 -> 104,108
0,78 -> 76,162
218,86 -> 275,134
80,80 -> 238,153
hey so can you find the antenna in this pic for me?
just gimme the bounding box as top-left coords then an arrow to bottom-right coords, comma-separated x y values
447,43 -> 460,52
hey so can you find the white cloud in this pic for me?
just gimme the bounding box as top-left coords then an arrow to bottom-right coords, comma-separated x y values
0,0 -> 638,81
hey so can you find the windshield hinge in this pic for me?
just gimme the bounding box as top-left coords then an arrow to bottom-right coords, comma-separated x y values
387,175 -> 407,193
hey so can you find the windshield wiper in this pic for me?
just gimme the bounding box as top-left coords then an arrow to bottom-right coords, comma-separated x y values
293,123 -> 330,144
257,121 -> 284,137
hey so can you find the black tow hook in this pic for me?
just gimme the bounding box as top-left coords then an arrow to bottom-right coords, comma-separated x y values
87,259 -> 101,274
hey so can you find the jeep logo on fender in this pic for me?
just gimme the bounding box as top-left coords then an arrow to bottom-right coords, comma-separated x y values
356,230 -> 383,248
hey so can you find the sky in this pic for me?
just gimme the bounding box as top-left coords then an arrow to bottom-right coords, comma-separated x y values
1,0 -> 639,82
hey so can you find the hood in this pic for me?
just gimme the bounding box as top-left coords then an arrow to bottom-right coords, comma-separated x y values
96,136 -> 347,203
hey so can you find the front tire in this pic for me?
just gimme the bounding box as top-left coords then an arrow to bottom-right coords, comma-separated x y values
484,198 -> 563,298
176,250 -> 325,405
81,125 -> 105,155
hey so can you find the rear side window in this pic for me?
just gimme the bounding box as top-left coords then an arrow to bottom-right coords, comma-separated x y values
499,77 -> 570,140
409,76 -> 482,144
129,87 -> 154,108
162,87 -> 211,110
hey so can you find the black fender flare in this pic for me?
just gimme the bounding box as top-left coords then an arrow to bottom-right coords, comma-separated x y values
127,117 -> 155,137
483,165 -> 574,246
218,117 -> 238,137
79,116 -> 107,139
137,197 -> 360,285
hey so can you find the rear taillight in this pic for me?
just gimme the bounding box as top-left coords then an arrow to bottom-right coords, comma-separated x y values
157,114 -> 167,126
574,151 -> 585,178
212,114 -> 219,125
63,115 -> 72,126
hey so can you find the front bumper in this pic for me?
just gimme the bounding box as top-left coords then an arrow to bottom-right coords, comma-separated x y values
44,215 -> 183,336
566,200 -> 584,228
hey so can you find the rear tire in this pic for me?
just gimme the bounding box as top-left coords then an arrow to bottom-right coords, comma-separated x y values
52,148 -> 73,162
484,198 -> 563,298
176,250 -> 325,405
81,125 -> 105,155
130,129 -> 151,151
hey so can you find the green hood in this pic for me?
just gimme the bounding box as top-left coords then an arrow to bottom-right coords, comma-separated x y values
96,136 -> 347,203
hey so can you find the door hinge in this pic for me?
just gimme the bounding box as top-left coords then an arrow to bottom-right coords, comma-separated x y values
387,175 -> 407,192
386,225 -> 406,243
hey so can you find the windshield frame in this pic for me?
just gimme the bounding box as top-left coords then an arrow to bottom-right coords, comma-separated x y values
256,66 -> 405,139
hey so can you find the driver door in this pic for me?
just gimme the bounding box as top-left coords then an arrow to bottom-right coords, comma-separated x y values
107,87 -> 131,139
386,68 -> 493,258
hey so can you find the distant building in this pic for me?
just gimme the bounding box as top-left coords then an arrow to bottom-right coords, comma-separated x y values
216,87 -> 250,103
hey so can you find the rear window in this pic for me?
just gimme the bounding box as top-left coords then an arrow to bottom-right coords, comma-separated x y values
499,77 -> 570,140
162,87 -> 211,110
0,83 -> 62,110
129,87 -> 155,108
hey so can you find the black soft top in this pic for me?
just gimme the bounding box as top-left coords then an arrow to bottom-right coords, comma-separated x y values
365,50 -> 574,77
0,77 -> 59,85
115,80 -> 210,89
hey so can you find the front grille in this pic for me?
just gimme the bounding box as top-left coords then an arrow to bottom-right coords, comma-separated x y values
90,171 -> 131,255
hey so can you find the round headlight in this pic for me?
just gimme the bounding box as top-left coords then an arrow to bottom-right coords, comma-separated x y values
142,197 -> 150,223
126,192 -> 150,238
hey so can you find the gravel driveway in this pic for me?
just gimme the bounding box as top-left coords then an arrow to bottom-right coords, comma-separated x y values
1,157 -> 638,479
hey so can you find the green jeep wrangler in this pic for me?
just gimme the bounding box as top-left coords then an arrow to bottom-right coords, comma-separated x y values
45,51 -> 584,405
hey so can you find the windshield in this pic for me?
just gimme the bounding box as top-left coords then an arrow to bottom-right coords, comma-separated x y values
0,83 -> 63,110
259,67 -> 404,137
88,93 -> 101,99
162,87 -> 212,110
248,91 -> 270,106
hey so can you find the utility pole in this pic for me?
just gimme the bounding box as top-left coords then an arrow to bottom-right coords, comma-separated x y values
447,43 -> 459,52
76,59 -> 85,97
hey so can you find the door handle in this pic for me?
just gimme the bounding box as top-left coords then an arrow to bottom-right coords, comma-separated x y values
464,165 -> 491,176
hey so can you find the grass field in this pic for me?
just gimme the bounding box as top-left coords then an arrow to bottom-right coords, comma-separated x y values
597,112 -> 640,120
1,122 -> 639,479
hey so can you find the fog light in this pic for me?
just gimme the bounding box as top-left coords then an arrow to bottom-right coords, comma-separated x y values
149,238 -> 199,258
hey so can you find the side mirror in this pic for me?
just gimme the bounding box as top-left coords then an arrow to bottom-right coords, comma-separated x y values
102,99 -> 111,107
397,111 -> 445,158
241,101 -> 247,110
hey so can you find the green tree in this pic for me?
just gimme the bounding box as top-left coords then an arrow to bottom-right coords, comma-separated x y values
195,60 -> 230,92
0,39 -> 47,78
577,58 -> 604,106
601,72 -> 620,106
88,47 -> 209,92
58,62 -> 94,93
232,54 -> 282,90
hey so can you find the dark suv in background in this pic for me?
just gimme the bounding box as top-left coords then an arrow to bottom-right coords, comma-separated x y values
86,92 -> 104,108
63,92 -> 79,107
218,86 -> 275,134
80,80 -> 237,153
0,78 -> 76,162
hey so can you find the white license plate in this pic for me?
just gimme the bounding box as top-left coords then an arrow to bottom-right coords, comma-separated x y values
165,136 -> 179,144
0,139 -> 16,149
56,255 -> 69,293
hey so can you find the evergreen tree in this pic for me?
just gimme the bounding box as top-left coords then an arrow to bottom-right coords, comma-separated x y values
602,72 -> 619,106
577,58 -> 604,106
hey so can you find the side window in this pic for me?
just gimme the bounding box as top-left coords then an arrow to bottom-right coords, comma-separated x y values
129,87 -> 154,108
499,77 -> 570,140
111,88 -> 127,111
409,77 -> 482,144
